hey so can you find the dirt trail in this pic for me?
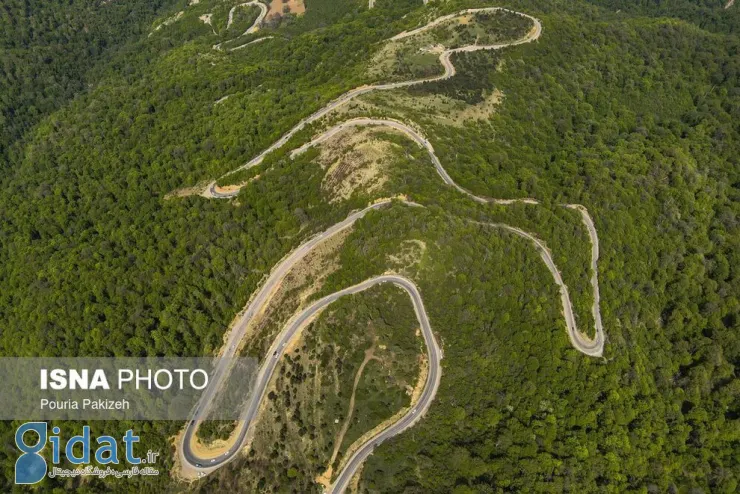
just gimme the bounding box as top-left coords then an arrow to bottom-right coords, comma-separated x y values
202,7 -> 541,194
329,348 -> 378,468
268,0 -> 305,17
212,1 -> 269,51
317,346 -> 380,490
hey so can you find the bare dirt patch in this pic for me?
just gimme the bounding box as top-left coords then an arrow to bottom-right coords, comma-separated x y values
199,13 -> 217,34
268,0 -> 305,18
164,182 -> 208,199
214,183 -> 244,194
458,14 -> 472,25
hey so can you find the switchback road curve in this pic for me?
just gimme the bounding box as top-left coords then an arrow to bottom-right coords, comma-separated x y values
181,8 -> 606,491
290,117 -> 539,205
212,1 -> 268,52
182,272 -> 442,488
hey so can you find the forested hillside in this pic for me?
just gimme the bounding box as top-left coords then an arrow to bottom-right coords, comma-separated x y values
349,6 -> 739,491
584,0 -> 740,33
0,0 -> 180,162
0,0 -> 737,492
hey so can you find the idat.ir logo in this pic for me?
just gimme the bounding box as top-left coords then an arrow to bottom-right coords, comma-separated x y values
15,422 -> 147,484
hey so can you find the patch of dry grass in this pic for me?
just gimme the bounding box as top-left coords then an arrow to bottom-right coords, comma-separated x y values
316,127 -> 403,203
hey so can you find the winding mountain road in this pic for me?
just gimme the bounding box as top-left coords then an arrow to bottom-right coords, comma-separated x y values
182,8 -> 607,492
181,271 -> 441,483
180,200 -> 404,470
291,117 -> 604,355
213,1 -> 268,51
226,1 -> 267,33
203,7 -> 541,197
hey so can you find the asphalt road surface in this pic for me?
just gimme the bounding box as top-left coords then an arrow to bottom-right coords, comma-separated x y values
227,1 -> 267,33
180,200 -> 405,471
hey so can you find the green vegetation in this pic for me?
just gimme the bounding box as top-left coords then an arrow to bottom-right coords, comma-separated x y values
225,4 -> 261,36
369,9 -> 533,82
0,0 -> 425,491
0,0 -> 424,360
0,0 -> 178,160
584,0 -> 740,34
0,0 -> 737,492
427,10 -> 534,47
200,285 -> 420,492
197,419 -> 237,444
343,3 -> 738,492
314,285 -> 421,473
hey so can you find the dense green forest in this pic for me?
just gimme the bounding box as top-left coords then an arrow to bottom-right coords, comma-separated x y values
347,1 -> 739,492
0,0 -> 737,492
0,0 -> 179,162
584,0 -> 740,34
